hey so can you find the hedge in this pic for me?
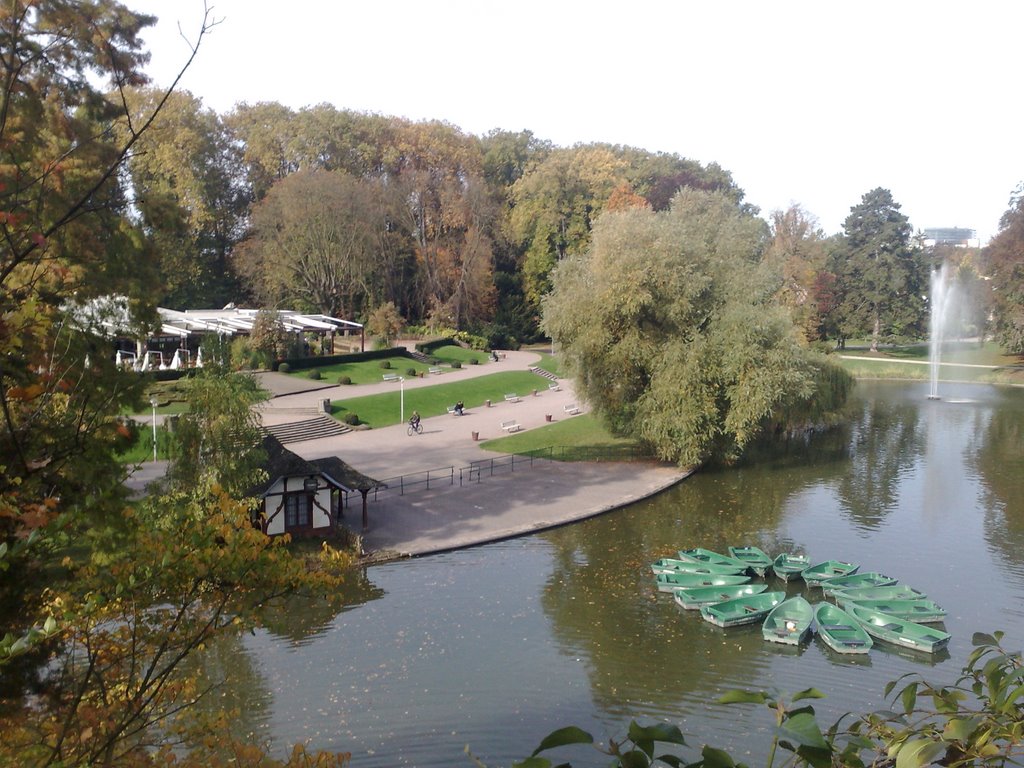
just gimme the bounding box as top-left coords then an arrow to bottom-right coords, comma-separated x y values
272,346 -> 411,372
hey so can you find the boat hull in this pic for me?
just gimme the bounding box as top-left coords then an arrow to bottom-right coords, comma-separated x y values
700,591 -> 786,628
820,572 -> 898,597
835,597 -> 947,623
673,583 -> 768,609
772,554 -> 811,582
814,602 -> 873,654
651,558 -> 747,576
802,560 -> 859,587
762,596 -> 813,645
848,605 -> 951,653
655,572 -> 750,593
728,546 -> 773,577
676,548 -> 748,570
829,584 -> 926,602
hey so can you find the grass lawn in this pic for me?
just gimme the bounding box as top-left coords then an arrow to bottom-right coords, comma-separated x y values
480,413 -> 646,461
330,371 -> 561,428
836,340 -> 1024,385
117,425 -> 173,463
281,351 -> 490,386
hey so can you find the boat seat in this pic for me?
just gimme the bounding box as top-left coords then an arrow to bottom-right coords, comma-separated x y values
921,634 -> 942,642
743,606 -> 759,613
882,623 -> 902,631
820,624 -> 854,631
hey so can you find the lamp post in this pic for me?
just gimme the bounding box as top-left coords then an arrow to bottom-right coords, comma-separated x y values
150,395 -> 158,462
399,377 -> 405,424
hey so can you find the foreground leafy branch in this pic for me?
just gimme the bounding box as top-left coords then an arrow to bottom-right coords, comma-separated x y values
500,631 -> 1023,768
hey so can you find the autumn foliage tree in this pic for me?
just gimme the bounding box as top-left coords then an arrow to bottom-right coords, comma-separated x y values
982,184 -> 1024,352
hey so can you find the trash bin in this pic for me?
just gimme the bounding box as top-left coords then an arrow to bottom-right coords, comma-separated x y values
472,431 -> 479,441
485,399 -> 491,407
545,414 -> 552,422
321,398 -> 331,413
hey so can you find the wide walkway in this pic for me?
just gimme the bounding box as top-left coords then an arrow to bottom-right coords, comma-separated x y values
133,344 -> 688,559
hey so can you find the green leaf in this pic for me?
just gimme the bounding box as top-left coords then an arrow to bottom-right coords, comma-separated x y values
972,632 -> 998,647
775,711 -> 829,750
791,687 -> 826,702
699,745 -> 736,768
717,690 -> 768,705
900,683 -> 917,713
628,721 -> 687,747
620,749 -> 652,768
530,726 -> 594,757
654,754 -> 686,768
43,615 -> 56,634
894,739 -> 945,768
942,716 -> 983,742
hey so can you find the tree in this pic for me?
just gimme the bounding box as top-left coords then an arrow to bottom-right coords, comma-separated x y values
982,184 -> 1024,352
543,190 -> 851,466
366,301 -> 405,347
763,206 -> 829,342
234,169 -> 382,318
828,188 -> 927,350
123,87 -> 248,308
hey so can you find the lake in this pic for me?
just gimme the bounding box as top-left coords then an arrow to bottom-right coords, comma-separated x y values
213,380 -> 1024,766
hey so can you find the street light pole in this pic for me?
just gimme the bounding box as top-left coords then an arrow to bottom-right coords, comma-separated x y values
399,377 -> 405,424
150,395 -> 158,462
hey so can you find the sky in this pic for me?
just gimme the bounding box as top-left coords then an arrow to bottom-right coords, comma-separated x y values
126,0 -> 1023,244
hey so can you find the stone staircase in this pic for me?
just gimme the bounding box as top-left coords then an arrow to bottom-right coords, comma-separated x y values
529,366 -> 559,383
406,349 -> 432,364
262,416 -> 352,445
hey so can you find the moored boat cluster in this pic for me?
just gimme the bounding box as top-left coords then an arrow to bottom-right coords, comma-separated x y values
651,547 -> 950,655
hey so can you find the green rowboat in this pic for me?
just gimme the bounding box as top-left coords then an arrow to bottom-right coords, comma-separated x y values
834,597 -> 947,623
772,553 -> 811,582
676,548 -> 747,569
829,584 -> 926,602
848,604 -> 951,654
655,572 -> 750,593
728,545 -> 773,577
813,602 -> 873,654
651,558 -> 747,576
820,571 -> 899,597
700,591 -> 786,628
762,595 -> 814,645
801,560 -> 859,587
672,583 -> 769,609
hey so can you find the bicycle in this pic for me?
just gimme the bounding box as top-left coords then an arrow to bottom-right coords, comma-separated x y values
407,421 -> 423,436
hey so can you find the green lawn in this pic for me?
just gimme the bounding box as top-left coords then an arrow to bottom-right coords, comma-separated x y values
480,413 -> 645,461
330,371 -> 561,428
282,350 -> 490,385
836,340 -> 1024,385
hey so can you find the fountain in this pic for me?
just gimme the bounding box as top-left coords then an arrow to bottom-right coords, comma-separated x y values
928,263 -> 957,400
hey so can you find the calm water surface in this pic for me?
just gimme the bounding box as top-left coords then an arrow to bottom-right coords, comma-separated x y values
216,381 -> 1024,766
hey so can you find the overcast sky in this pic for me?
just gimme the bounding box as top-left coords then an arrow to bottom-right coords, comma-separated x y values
127,0 -> 1022,243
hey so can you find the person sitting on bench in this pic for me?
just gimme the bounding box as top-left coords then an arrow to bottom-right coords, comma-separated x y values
454,400 -> 464,416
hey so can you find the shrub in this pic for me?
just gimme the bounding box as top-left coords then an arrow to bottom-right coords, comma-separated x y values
451,360 -> 462,369
278,362 -> 291,373
308,369 -> 322,380
406,367 -> 417,377
338,375 -> 352,385
469,358 -> 479,365
342,413 -> 359,426
379,360 -> 392,370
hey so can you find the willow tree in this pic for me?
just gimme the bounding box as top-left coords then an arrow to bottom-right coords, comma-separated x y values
543,190 -> 852,467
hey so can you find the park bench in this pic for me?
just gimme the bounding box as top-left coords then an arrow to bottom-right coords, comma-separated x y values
504,393 -> 521,403
563,403 -> 581,415
548,382 -> 561,391
428,366 -> 442,375
447,404 -> 465,416
500,420 -> 522,433
382,373 -> 399,382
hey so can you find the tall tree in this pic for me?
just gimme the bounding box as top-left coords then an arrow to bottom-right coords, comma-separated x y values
829,188 -> 927,350
234,169 -> 385,319
543,190 -> 851,466
982,184 -> 1024,352
125,87 -> 247,308
763,205 -> 829,341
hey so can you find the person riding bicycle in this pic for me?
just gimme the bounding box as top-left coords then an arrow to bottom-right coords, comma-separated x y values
409,410 -> 421,429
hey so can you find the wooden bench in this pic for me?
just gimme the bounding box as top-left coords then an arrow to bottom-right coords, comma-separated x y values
382,373 -> 399,382
563,403 -> 581,415
428,366 -> 442,375
548,382 -> 561,391
447,404 -> 465,416
504,393 -> 521,403
500,420 -> 521,433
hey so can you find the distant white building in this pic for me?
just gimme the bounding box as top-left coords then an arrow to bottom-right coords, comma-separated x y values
922,227 -> 980,248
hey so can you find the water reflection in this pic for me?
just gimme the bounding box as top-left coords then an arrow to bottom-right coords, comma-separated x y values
202,381 -> 1024,766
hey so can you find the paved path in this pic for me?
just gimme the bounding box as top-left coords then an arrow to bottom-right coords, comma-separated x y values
131,343 -> 688,558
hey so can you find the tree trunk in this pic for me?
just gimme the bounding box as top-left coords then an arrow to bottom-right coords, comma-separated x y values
870,313 -> 880,352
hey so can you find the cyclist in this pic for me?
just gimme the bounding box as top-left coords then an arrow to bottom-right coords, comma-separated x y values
409,410 -> 421,430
